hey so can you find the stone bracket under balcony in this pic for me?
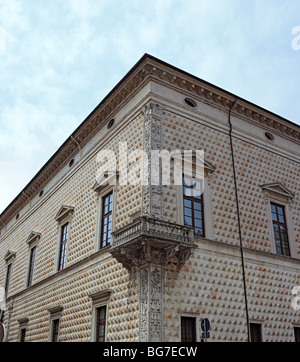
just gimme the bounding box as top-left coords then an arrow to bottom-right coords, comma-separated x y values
110,217 -> 196,269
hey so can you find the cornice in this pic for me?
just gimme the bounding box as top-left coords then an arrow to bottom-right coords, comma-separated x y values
0,59 -> 152,225
1,54 -> 299,226
144,58 -> 300,142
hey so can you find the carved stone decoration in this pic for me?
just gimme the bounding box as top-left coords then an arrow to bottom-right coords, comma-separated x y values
139,267 -> 149,342
141,102 -> 165,219
139,265 -> 163,342
110,217 -> 196,270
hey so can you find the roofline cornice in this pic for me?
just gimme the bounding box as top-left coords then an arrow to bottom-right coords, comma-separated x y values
1,54 -> 299,225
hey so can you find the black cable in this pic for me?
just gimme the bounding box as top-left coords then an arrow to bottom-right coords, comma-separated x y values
228,99 -> 251,342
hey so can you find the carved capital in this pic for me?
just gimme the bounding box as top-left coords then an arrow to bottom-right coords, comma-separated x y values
142,102 -> 166,121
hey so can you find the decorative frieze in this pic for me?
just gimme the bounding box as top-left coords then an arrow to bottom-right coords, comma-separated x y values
141,102 -> 165,219
139,265 -> 163,342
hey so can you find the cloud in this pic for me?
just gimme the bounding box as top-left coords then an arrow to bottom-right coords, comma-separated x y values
0,0 -> 300,213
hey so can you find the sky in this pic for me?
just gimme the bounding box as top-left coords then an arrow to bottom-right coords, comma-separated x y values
0,0 -> 300,213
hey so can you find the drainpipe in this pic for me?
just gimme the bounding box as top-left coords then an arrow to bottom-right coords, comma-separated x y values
22,191 -> 31,208
71,136 -> 82,158
228,99 -> 250,342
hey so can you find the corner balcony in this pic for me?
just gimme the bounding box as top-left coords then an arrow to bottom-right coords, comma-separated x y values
110,217 -> 196,269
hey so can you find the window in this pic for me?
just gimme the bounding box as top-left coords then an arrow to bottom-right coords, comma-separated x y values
271,202 -> 290,256
295,327 -> 300,342
100,192 -> 113,248
250,323 -> 262,342
5,263 -> 12,297
51,319 -> 60,342
89,289 -> 111,342
18,318 -> 28,342
27,246 -> 36,287
58,223 -> 69,271
20,328 -> 26,342
183,176 -> 204,237
48,306 -> 63,342
96,306 -> 107,342
181,317 -> 196,342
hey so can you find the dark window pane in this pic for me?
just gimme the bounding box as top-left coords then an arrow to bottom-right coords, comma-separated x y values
194,210 -> 202,219
20,328 -> 26,342
96,306 -> 107,342
101,192 -> 113,249
5,264 -> 12,297
277,206 -> 284,216
271,212 -> 278,222
58,223 -> 68,271
250,323 -> 262,342
195,227 -> 203,236
194,202 -> 202,211
184,216 -> 193,226
184,208 -> 192,217
181,317 -> 196,342
52,319 -> 60,342
184,199 -> 191,208
271,203 -> 290,256
27,246 -> 36,287
183,175 -> 204,237
295,327 -> 300,342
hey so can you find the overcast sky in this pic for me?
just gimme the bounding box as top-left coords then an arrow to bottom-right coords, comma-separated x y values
0,0 -> 300,213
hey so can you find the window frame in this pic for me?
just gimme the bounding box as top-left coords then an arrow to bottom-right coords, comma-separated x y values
270,202 -> 290,256
48,306 -> 63,342
54,206 -> 74,273
182,175 -> 205,237
57,222 -> 69,272
3,250 -> 16,298
95,305 -> 107,342
100,191 -> 113,249
19,327 -> 26,342
51,319 -> 60,342
18,318 -> 28,342
95,186 -> 117,251
27,246 -> 37,287
179,313 -> 199,342
89,289 -> 111,342
4,263 -> 12,298
181,316 -> 197,342
266,198 -> 296,258
25,232 -> 40,288
294,326 -> 300,342
250,322 -> 263,342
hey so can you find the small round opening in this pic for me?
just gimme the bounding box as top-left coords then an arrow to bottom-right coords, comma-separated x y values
69,159 -> 74,168
39,190 -> 44,197
265,132 -> 274,141
107,118 -> 115,129
184,97 -> 197,108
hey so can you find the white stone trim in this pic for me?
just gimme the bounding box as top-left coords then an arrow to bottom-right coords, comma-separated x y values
265,197 -> 297,258
89,290 -> 111,342
94,186 -> 117,251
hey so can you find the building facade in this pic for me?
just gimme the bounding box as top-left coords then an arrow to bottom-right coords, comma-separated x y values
0,54 -> 300,342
